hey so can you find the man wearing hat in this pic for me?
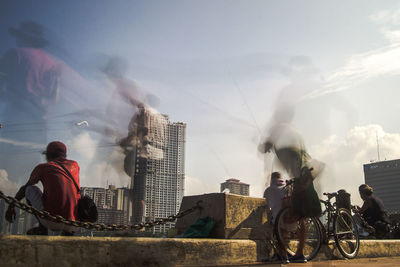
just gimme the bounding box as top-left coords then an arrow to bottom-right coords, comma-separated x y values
5,141 -> 80,235
0,20 -> 61,185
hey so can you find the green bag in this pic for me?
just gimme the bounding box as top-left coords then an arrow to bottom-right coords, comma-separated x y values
183,216 -> 216,238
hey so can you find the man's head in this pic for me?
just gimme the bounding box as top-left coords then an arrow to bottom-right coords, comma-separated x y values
271,172 -> 281,181
359,184 -> 373,200
9,21 -> 48,48
43,141 -> 67,161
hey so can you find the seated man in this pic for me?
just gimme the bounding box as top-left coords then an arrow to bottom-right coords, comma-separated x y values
264,172 -> 287,224
5,141 -> 80,235
264,172 -> 289,263
358,184 -> 390,238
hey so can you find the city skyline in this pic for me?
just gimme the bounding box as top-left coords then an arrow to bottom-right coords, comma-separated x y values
2,1 -> 400,208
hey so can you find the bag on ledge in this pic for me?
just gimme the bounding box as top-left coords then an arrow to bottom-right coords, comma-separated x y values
77,195 -> 98,222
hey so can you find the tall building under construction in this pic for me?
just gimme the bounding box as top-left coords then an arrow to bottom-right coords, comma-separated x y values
129,107 -> 186,234
363,159 -> 400,213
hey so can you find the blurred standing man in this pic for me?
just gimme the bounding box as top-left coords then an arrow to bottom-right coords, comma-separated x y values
0,21 -> 61,184
259,104 -> 323,263
5,141 -> 80,235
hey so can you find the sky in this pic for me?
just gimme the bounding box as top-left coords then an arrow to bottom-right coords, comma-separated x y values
1,0 -> 400,206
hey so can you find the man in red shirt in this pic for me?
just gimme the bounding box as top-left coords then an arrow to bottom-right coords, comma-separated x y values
5,141 -> 80,235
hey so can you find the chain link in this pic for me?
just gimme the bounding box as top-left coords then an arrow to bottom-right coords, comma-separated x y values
0,190 -> 202,231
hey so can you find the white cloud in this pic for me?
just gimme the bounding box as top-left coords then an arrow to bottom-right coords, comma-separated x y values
370,9 -> 400,25
68,132 -> 98,161
0,169 -> 20,196
66,132 -> 130,188
0,137 -> 44,150
310,124 -> 400,205
304,8 -> 400,100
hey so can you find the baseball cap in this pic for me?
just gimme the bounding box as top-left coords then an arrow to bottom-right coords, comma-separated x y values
42,141 -> 67,158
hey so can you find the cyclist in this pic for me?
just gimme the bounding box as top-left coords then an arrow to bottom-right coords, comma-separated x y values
259,103 -> 322,263
357,184 -> 390,238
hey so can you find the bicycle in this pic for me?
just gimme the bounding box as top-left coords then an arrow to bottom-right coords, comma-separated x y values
274,180 -> 360,261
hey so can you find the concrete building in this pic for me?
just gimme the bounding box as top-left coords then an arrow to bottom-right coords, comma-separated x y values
220,178 -> 250,196
0,198 -> 36,235
130,107 -> 186,234
363,159 -> 400,213
81,186 -> 132,226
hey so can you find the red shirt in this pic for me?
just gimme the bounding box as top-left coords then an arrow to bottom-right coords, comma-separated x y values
29,159 -> 80,221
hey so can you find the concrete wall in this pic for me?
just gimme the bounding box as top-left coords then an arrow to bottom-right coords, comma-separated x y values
1,235 -> 400,267
175,193 -> 269,239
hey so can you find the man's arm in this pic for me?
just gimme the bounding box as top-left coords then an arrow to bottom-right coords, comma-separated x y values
359,199 -> 371,214
5,165 -> 41,223
14,179 -> 36,201
258,141 -> 273,153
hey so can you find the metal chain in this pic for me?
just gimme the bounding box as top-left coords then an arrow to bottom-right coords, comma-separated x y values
0,190 -> 203,231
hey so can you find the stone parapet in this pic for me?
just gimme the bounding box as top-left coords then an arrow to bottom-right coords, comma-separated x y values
1,235 -> 400,266
175,193 -> 269,239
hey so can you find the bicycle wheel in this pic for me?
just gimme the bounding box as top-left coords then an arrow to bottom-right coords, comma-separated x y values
334,208 -> 360,259
274,206 -> 322,261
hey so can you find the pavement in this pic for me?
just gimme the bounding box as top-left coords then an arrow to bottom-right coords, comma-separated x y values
190,257 -> 400,267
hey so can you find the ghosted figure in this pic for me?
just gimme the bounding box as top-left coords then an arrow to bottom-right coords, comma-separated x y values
259,103 -> 322,263
357,184 -> 390,238
0,21 -> 61,183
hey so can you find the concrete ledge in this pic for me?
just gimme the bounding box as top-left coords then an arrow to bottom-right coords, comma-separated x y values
0,235 -> 400,266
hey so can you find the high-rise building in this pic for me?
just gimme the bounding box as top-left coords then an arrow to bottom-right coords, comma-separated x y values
220,178 -> 250,196
130,107 -> 186,234
0,198 -> 36,235
81,185 -> 132,225
363,159 -> 400,213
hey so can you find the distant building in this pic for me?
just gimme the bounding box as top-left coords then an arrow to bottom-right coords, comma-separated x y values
0,198 -> 36,235
129,107 -> 186,234
363,159 -> 400,213
220,178 -> 250,196
81,185 -> 132,226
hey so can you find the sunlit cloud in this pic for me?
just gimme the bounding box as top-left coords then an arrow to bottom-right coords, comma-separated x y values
310,124 -> 400,204
303,8 -> 400,100
369,9 -> 400,25
0,169 -> 19,195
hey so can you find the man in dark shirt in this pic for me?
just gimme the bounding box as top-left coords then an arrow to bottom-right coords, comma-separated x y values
358,184 -> 390,238
5,141 -> 80,235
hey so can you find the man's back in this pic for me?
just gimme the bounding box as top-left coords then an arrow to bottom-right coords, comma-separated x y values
264,179 -> 287,222
29,159 -> 80,220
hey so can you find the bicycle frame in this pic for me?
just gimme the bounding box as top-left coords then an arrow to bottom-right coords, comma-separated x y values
319,193 -> 339,243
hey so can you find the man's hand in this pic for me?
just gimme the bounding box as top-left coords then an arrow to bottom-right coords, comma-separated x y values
258,141 -> 273,153
5,205 -> 16,223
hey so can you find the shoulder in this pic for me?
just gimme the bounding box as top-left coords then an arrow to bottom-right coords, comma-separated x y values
69,160 -> 79,167
263,187 -> 271,196
34,162 -> 53,170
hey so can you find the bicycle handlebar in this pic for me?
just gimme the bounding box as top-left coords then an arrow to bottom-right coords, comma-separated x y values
323,192 -> 338,198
